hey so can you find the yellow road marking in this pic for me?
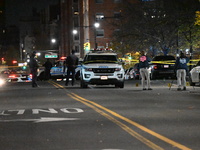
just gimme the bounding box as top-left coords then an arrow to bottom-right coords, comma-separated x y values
48,80 -> 63,88
68,93 -> 164,150
70,93 -> 191,150
49,81 -> 192,150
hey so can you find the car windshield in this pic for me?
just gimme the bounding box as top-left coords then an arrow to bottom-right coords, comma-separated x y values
84,55 -> 118,64
152,56 -> 175,61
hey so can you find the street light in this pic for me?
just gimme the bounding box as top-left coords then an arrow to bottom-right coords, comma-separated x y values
72,22 -> 100,49
51,38 -> 56,44
94,22 -> 100,28
73,29 -> 78,35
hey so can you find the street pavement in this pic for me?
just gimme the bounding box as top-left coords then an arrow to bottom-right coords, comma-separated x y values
0,79 -> 199,150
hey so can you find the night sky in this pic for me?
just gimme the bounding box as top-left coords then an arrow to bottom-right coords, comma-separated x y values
5,0 -> 59,26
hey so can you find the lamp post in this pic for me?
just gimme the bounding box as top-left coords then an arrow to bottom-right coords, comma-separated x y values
94,22 -> 100,49
51,38 -> 57,50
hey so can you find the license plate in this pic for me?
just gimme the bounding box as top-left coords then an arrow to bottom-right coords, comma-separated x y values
100,76 -> 108,80
99,66 -> 108,68
164,65 -> 169,68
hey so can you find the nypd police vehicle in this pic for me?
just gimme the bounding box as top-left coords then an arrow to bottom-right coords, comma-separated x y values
80,50 -> 125,88
37,59 -> 81,81
50,59 -> 81,80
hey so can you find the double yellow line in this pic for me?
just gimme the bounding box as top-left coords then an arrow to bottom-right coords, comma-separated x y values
49,80 -> 191,150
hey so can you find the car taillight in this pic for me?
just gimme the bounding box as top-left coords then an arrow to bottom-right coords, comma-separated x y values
9,75 -> 16,78
153,65 -> 158,70
29,74 -> 33,79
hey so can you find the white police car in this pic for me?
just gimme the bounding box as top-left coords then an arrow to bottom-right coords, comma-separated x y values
189,61 -> 200,86
50,60 -> 81,80
80,50 -> 125,88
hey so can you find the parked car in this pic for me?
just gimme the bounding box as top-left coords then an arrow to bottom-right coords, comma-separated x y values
150,55 -> 176,79
1,69 -> 31,83
189,61 -> 200,86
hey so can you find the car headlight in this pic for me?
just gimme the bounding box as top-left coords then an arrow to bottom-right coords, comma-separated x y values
0,78 -> 5,86
115,68 -> 121,71
193,68 -> 200,73
85,68 -> 93,71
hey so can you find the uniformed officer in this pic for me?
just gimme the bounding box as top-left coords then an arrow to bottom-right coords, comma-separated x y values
64,50 -> 79,86
29,51 -> 39,87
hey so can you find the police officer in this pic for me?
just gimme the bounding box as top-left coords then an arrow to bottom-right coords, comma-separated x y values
29,51 -> 39,87
174,51 -> 190,91
64,50 -> 79,86
43,59 -> 52,80
138,51 -> 152,90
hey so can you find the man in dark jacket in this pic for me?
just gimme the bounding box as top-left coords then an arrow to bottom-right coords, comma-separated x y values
138,50 -> 152,90
29,51 -> 39,87
174,52 -> 190,91
43,59 -> 52,80
64,50 -> 79,86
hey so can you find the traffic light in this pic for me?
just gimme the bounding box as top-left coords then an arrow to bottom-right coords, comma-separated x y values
22,66 -> 27,70
126,53 -> 132,60
84,42 -> 90,51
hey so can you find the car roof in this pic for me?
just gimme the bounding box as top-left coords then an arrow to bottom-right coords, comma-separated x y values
86,52 -> 117,55
152,55 -> 175,61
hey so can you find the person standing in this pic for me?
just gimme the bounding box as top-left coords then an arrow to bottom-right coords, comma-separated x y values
138,51 -> 152,90
29,51 -> 39,87
174,52 -> 190,91
43,59 -> 52,80
64,50 -> 79,86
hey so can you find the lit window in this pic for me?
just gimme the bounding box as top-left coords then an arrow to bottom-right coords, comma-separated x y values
96,13 -> 104,20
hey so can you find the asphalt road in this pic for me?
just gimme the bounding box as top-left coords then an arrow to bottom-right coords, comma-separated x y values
0,79 -> 199,150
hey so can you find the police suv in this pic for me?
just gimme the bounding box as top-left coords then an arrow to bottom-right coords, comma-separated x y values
80,50 -> 125,88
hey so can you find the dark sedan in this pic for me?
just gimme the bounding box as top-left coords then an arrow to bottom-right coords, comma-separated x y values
150,55 -> 176,79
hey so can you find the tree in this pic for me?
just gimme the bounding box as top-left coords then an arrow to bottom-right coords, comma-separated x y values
113,0 -> 200,56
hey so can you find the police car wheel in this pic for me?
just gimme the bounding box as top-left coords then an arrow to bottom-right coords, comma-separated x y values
115,82 -> 124,88
189,76 -> 195,86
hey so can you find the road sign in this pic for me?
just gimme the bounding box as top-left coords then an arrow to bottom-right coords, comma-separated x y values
45,53 -> 58,58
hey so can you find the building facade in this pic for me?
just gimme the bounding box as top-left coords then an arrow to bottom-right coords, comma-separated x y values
0,0 -> 5,63
60,0 -> 123,58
